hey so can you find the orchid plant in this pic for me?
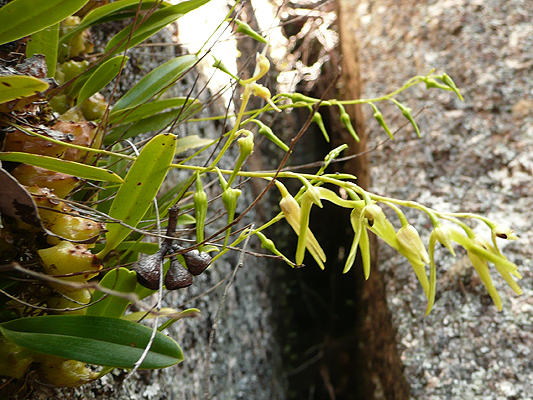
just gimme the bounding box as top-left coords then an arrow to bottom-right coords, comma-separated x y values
0,0 -> 521,390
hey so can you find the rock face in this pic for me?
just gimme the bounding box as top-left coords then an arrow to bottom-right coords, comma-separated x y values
356,1 -> 533,399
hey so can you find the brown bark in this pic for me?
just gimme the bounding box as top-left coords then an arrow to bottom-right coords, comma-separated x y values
325,0 -> 410,398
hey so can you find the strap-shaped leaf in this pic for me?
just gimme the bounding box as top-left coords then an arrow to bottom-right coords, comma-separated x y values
86,268 -> 137,318
59,0 -> 171,47
108,97 -> 198,124
26,24 -> 59,77
105,0 -> 210,56
113,55 -> 198,111
0,152 -> 124,183
0,0 -> 89,46
105,102 -> 202,144
97,133 -> 177,258
77,56 -> 129,105
0,315 -> 183,369
0,76 -> 49,104
175,135 -> 214,154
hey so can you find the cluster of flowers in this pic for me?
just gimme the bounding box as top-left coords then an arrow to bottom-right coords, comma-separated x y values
275,180 -> 521,314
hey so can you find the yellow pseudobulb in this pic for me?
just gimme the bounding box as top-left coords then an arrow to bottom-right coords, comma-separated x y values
36,357 -> 97,387
38,241 -> 102,283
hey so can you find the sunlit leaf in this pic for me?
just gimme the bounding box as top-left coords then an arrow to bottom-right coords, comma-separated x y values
0,152 -> 124,183
77,56 -> 129,105
0,315 -> 183,369
113,55 -> 198,111
0,76 -> 49,104
105,103 -> 202,144
175,135 -> 214,154
97,133 -> 177,258
121,307 -> 199,322
26,23 -> 59,77
59,0 -> 171,47
0,0 -> 89,46
105,0 -> 210,56
108,97 -> 199,125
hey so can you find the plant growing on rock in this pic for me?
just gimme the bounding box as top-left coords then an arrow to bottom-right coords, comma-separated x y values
0,0 -> 521,389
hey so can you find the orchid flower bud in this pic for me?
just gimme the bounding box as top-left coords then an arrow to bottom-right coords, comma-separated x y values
194,173 -> 208,251
440,73 -> 464,100
256,231 -> 294,266
308,106 -> 329,142
222,187 -> 241,248
237,130 -> 254,158
287,93 -> 331,106
337,103 -> 359,142
392,100 -> 421,137
235,20 -> 267,44
250,119 -> 289,151
370,103 -> 393,139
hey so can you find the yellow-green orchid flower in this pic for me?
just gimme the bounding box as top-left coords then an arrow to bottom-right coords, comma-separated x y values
276,181 -> 326,268
427,225 -> 521,312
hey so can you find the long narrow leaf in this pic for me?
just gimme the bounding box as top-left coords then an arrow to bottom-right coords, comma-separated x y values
0,152 -> 124,183
77,56 -> 129,105
0,76 -> 49,104
26,24 -> 59,77
113,55 -> 198,111
97,133 -> 177,258
105,103 -> 203,144
108,97 -> 198,124
0,0 -> 89,46
105,0 -> 210,56
59,0 -> 170,46
0,315 -> 183,369
175,135 -> 214,154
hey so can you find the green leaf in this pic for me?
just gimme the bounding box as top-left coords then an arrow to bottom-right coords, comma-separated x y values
97,133 -> 178,258
77,56 -> 129,105
0,0 -> 89,46
105,0 -> 210,56
121,307 -> 199,323
26,24 -> 59,77
113,55 -> 198,111
96,143 -> 128,214
59,0 -> 171,47
86,268 -> 137,318
108,97 -> 199,125
0,152 -> 124,183
0,315 -> 183,369
105,102 -> 202,144
0,75 -> 49,104
93,241 -> 160,255
175,135 -> 214,154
